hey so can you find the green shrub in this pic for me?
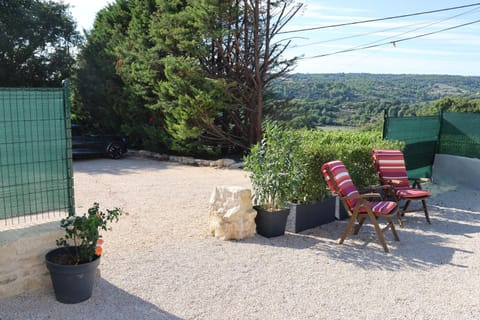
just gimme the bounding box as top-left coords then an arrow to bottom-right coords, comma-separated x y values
245,126 -> 404,207
244,123 -> 303,210
292,129 -> 404,203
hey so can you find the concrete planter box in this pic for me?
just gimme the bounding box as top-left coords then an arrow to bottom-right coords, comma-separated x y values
254,206 -> 290,238
286,197 -> 337,233
335,196 -> 349,221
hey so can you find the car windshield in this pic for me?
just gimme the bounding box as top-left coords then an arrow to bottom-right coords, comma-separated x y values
71,124 -> 88,136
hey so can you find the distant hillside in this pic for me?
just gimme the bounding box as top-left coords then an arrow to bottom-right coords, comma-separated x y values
272,73 -> 480,128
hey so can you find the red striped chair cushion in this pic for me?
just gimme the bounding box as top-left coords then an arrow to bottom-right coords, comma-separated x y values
372,149 -> 410,188
396,189 -> 430,198
322,160 -> 396,215
321,160 -> 360,209
360,200 -> 398,215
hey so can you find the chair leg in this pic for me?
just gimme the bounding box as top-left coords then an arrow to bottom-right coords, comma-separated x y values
387,217 -> 400,241
397,199 -> 411,228
368,212 -> 389,253
402,200 -> 411,216
353,216 -> 367,235
397,210 -> 404,228
422,200 -> 431,224
339,212 -> 358,245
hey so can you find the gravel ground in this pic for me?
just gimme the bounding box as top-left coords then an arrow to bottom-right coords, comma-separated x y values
1,157 -> 480,320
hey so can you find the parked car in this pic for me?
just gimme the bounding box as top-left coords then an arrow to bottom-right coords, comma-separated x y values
71,124 -> 127,159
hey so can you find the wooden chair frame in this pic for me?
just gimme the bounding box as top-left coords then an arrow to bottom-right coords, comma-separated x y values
323,164 -> 400,253
372,150 -> 431,227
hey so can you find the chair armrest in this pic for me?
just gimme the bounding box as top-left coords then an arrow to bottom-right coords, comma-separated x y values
411,177 -> 431,189
360,185 -> 380,193
359,193 -> 382,199
341,192 -> 381,200
361,184 -> 393,192
384,179 -> 404,185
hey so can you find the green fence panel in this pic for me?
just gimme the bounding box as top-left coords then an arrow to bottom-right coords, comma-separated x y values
0,84 -> 74,221
384,114 -> 441,178
439,112 -> 480,159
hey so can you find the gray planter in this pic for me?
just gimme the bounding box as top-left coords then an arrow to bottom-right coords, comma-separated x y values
45,247 -> 100,304
335,196 -> 349,220
254,206 -> 290,238
286,197 -> 336,233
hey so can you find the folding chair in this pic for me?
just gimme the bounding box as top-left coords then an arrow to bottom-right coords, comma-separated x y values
321,160 -> 400,253
372,149 -> 431,227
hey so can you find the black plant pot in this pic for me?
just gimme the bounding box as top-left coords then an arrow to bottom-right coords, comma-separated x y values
335,196 -> 349,220
286,197 -> 336,233
45,247 -> 100,304
254,206 -> 290,238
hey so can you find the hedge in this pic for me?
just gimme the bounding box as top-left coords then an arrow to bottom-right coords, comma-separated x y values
291,129 -> 404,203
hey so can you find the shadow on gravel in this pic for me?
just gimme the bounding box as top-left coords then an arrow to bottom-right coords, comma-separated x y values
239,202 -> 480,271
0,278 -> 183,320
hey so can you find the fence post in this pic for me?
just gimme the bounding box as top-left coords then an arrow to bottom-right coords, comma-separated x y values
435,108 -> 444,155
63,80 -> 75,216
382,109 -> 388,139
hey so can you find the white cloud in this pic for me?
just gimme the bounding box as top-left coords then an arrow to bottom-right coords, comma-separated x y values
300,1 -> 368,17
52,0 -> 111,31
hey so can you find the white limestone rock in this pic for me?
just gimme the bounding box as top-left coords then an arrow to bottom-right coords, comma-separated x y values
209,186 -> 257,240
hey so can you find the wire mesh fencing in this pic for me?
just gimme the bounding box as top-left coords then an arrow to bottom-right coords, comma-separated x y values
383,110 -> 480,178
439,112 -> 480,159
0,82 -> 74,224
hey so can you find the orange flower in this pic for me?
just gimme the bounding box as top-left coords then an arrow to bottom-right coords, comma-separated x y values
95,246 -> 103,256
97,239 -> 104,245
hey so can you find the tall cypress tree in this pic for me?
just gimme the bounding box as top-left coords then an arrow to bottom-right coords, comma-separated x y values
73,0 -> 301,155
72,0 -> 132,134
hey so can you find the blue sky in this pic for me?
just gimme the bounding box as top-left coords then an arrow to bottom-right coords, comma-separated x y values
59,0 -> 480,76
281,1 -> 480,75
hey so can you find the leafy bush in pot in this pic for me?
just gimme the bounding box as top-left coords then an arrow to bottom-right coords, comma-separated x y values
54,203 -> 125,265
244,123 -> 303,210
245,125 -> 404,207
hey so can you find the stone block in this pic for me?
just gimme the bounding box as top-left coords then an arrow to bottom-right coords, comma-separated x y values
209,186 -> 257,240
0,221 -> 64,299
152,153 -> 169,161
138,150 -> 155,158
195,159 -> 212,167
0,272 -> 18,286
170,156 -> 196,165
210,158 -> 236,168
229,161 -> 245,169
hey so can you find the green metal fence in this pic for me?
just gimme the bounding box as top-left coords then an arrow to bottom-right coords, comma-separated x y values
383,113 -> 440,178
439,112 -> 480,158
383,111 -> 480,178
0,82 -> 74,223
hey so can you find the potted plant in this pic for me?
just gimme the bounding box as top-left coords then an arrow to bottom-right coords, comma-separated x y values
284,130 -> 338,232
45,203 -> 124,304
244,123 -> 302,237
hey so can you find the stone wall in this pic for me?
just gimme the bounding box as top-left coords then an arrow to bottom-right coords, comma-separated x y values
129,150 -> 244,169
0,221 -> 63,299
433,154 -> 480,190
